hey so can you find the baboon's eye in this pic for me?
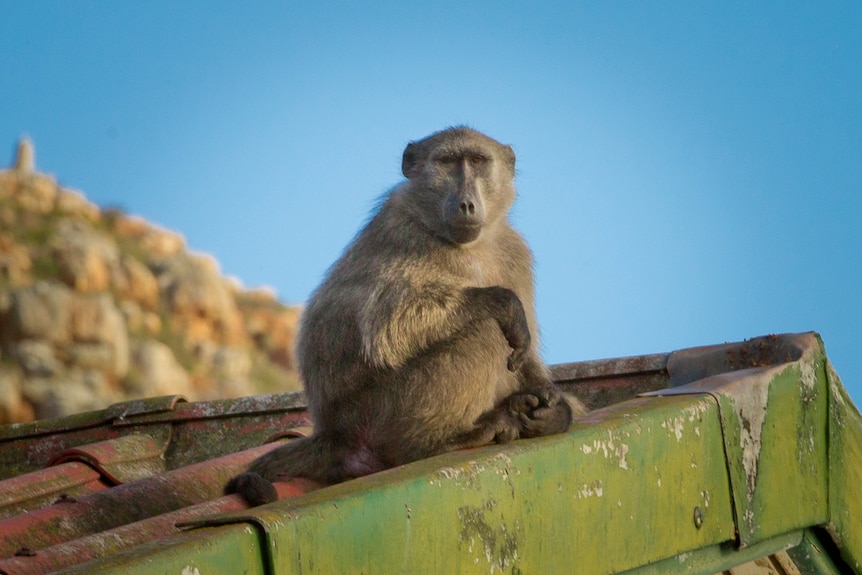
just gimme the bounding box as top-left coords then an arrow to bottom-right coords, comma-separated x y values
436,153 -> 458,164
469,154 -> 488,166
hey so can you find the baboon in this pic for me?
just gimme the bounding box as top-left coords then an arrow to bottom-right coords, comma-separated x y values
227,127 -> 583,505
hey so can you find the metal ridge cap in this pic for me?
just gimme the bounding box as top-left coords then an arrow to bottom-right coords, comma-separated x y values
550,352 -> 669,381
0,395 -> 187,443
665,332 -> 821,388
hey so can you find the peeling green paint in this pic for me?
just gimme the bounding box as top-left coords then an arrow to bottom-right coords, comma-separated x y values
457,500 -> 523,573
57,522 -> 267,575
711,362 -> 829,547
164,394 -> 738,575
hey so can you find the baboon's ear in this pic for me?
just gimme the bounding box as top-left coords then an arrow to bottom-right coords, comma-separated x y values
502,145 -> 516,174
402,142 -> 419,178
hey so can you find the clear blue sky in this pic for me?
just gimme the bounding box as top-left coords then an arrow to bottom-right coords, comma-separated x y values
2,3 -> 860,403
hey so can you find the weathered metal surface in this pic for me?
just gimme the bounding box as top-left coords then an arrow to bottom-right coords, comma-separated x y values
665,333 -> 809,388
785,529 -> 852,575
48,432 -> 171,484
714,361 -> 828,548
0,395 -> 186,479
645,333 -> 830,549
253,395 -> 737,574
552,353 -> 669,410
51,393 -> 738,574
0,391 -> 310,479
618,529 -> 804,575
0,332 -> 857,575
623,527 -> 850,574
0,478 -> 321,574
0,396 -> 309,522
550,352 -> 668,380
0,462 -> 108,520
0,442 -> 281,557
55,523 -> 269,575
825,360 -> 862,571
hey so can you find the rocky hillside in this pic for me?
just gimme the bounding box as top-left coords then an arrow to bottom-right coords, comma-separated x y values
0,139 -> 301,424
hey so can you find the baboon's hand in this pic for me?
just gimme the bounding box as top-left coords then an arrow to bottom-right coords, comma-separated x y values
530,383 -> 563,407
475,408 -> 521,444
450,408 -> 521,450
517,402 -> 572,437
505,389 -> 572,438
506,384 -> 561,411
506,347 -> 528,372
505,391 -> 542,414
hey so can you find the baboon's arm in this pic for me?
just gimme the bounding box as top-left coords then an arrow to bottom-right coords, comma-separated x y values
359,283 -> 530,370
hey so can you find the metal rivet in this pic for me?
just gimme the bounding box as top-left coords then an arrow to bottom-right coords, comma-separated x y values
693,507 -> 704,529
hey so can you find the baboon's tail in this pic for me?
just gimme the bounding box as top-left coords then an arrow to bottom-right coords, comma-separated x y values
225,434 -> 339,506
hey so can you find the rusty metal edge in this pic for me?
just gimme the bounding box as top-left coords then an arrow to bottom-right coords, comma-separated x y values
550,353 -> 669,381
0,395 -> 187,442
0,442 -> 283,559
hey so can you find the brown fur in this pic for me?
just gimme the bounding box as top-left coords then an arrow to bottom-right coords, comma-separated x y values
227,127 -> 583,505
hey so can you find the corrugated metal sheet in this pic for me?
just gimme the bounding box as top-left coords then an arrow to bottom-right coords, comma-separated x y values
0,332 -> 858,575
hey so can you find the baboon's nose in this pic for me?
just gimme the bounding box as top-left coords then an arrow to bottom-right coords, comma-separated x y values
459,201 -> 476,216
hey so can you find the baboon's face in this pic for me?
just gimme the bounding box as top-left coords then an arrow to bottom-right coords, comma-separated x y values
402,128 -> 516,245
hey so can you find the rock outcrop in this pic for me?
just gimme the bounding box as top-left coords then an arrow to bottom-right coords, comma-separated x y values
0,139 -> 301,423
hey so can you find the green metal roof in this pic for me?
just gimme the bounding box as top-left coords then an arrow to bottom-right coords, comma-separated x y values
0,332 -> 859,574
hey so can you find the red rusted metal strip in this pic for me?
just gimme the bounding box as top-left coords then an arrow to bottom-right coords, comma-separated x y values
0,478 -> 322,574
0,396 -> 185,480
0,462 -> 109,520
48,433 -> 169,484
0,442 -> 284,558
1,393 -> 310,480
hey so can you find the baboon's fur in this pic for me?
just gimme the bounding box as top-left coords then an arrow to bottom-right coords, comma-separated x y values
227,127 -> 582,505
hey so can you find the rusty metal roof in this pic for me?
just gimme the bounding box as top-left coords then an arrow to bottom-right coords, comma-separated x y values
0,332 -> 859,574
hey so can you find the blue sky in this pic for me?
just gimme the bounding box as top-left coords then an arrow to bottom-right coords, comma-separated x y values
2,2 -> 860,403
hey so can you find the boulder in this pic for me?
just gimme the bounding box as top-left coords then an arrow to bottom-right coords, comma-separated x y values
56,187 -> 100,222
15,174 -> 58,213
21,369 -> 121,420
152,253 -> 247,346
110,213 -> 185,258
68,293 -> 129,377
0,366 -> 34,424
51,219 -> 119,293
13,339 -> 60,377
8,282 -> 73,343
123,339 -> 193,398
112,255 -> 159,310
118,300 -> 162,336
0,232 -> 32,285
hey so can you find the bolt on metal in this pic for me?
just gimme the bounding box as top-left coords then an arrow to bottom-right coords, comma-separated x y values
693,506 -> 704,529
